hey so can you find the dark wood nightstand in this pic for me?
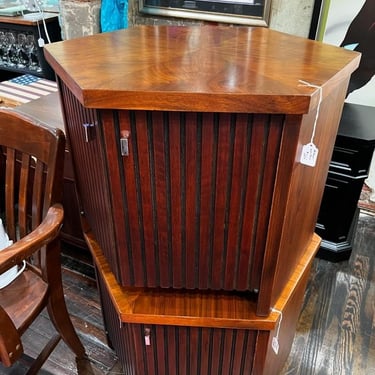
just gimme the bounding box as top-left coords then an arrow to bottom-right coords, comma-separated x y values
316,103 -> 375,261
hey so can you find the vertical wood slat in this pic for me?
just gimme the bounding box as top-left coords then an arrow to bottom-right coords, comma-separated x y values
59,81 -> 122,281
197,113 -> 214,290
5,148 -> 16,241
184,112 -> 199,289
132,110 -> 154,286
101,109 -> 283,291
31,160 -> 44,231
247,114 -> 285,290
152,112 -> 171,288
224,114 -> 251,290
211,114 -> 235,289
18,153 -> 30,238
169,112 -> 183,288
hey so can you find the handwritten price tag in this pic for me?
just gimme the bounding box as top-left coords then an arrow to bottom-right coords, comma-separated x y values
300,142 -> 319,167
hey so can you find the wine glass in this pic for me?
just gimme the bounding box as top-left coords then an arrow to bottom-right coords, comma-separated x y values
24,34 -> 36,69
16,33 -> 27,68
0,32 -> 6,65
5,32 -> 16,67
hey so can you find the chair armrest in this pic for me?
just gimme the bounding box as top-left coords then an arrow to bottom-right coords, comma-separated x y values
0,204 -> 64,275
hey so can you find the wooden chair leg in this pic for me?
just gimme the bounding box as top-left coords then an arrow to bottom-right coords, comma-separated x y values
44,242 -> 86,360
47,291 -> 86,359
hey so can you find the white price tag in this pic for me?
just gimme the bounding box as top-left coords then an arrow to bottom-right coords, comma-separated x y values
300,142 -> 319,167
272,337 -> 279,355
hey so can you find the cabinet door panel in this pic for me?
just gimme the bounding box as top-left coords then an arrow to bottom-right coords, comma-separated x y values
102,109 -> 284,291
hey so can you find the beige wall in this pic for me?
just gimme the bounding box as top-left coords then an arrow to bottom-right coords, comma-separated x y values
269,0 -> 315,37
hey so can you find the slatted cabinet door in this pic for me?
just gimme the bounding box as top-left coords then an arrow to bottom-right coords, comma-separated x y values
100,109 -> 286,291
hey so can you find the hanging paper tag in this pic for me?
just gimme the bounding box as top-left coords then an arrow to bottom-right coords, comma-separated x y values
271,307 -> 283,355
38,38 -> 45,47
272,337 -> 279,355
300,142 -> 319,167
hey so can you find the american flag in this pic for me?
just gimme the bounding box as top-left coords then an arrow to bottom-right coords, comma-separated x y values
0,74 -> 57,106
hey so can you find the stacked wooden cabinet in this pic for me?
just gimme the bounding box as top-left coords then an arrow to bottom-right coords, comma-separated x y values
44,26 -> 360,374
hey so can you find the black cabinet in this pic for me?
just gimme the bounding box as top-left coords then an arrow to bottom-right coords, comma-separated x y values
316,103 -> 375,261
0,13 -> 61,80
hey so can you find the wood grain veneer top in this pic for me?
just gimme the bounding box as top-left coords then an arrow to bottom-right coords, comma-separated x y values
44,26 -> 360,113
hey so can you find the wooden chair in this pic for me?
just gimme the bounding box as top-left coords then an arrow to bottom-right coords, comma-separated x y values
0,109 -> 86,374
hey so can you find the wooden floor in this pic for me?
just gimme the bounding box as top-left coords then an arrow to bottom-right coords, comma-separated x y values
281,211 -> 375,375
0,211 -> 374,375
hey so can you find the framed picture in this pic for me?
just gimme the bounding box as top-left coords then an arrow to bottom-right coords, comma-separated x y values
310,0 -> 374,107
139,0 -> 272,27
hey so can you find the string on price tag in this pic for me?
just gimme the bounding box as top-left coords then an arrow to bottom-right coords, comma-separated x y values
271,308 -> 283,355
298,80 -> 323,168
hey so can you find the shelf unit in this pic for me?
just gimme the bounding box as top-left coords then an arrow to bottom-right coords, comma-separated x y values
0,13 -> 61,80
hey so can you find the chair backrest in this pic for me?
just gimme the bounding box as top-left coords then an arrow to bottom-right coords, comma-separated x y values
0,109 -> 85,371
0,109 -> 65,243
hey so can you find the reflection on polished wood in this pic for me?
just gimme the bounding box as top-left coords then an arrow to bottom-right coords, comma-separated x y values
45,26 -> 359,113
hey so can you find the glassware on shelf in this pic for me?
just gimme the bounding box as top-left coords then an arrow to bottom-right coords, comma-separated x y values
0,31 -> 6,65
0,29 -> 42,72
5,32 -> 16,67
16,32 -> 27,68
24,34 -> 41,71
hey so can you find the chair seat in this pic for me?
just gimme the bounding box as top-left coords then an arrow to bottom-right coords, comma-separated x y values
0,268 -> 48,333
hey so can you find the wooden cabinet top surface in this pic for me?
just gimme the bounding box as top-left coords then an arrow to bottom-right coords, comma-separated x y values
44,25 -> 360,114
